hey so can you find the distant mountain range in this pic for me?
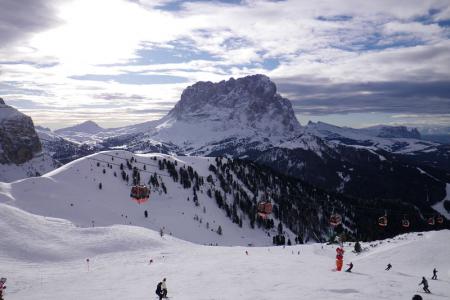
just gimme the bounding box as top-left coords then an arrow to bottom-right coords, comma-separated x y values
1,76 -> 449,233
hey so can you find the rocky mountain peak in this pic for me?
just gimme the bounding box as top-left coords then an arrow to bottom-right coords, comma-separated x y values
0,99 -> 42,164
167,74 -> 301,136
366,125 -> 422,139
377,126 -> 421,139
55,120 -> 104,134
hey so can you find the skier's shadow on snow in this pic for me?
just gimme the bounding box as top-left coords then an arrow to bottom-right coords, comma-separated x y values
394,272 -> 414,278
347,272 -> 369,276
326,288 -> 359,294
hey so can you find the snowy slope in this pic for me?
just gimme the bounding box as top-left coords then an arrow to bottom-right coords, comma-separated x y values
432,183 -> 450,220
0,150 -> 281,246
0,201 -> 449,300
0,152 -> 58,183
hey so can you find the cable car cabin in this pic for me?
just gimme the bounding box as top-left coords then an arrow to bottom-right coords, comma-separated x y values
130,185 -> 150,204
401,218 -> 410,228
427,217 -> 435,226
257,201 -> 273,219
378,216 -> 388,227
329,214 -> 342,226
436,216 -> 444,224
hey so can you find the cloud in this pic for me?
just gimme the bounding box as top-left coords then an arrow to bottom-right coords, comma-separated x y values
0,0 -> 65,47
278,80 -> 450,115
0,0 -> 449,128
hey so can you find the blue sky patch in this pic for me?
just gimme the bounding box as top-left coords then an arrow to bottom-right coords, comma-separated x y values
133,41 -> 218,65
71,73 -> 188,85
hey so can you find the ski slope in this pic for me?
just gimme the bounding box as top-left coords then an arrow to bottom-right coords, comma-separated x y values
0,202 -> 449,300
0,150 -> 278,246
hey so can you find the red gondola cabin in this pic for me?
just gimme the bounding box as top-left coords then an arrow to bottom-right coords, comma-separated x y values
130,185 -> 150,204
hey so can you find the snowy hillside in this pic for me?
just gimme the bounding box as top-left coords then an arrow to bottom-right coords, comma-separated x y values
0,152 -> 58,183
0,150 -> 290,246
0,201 -> 449,299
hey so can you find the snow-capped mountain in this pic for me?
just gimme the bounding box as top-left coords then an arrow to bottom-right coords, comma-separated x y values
30,75 -> 449,219
0,98 -> 58,182
365,125 -> 421,139
56,120 -> 104,134
36,126 -> 99,164
304,121 -> 434,154
108,74 -> 300,155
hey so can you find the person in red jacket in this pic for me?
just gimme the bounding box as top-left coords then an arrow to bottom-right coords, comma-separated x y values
336,247 -> 344,271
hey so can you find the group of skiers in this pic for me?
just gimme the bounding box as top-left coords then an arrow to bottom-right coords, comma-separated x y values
385,263 -> 438,294
416,268 -> 438,294
334,243 -> 439,296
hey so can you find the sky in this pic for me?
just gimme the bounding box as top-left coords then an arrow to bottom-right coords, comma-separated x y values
0,0 -> 449,131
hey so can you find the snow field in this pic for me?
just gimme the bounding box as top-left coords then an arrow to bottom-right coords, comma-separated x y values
1,202 -> 449,300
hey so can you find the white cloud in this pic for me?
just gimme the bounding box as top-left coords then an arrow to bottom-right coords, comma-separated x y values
0,0 -> 449,128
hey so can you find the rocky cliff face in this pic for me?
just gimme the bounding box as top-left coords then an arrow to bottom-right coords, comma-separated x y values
167,74 -> 301,137
366,125 -> 421,139
0,98 -> 42,164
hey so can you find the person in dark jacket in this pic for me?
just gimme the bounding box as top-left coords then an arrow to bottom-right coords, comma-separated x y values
345,262 -> 354,272
432,268 -> 437,280
419,277 -> 431,293
155,278 -> 168,299
155,281 -> 163,299
385,263 -> 392,271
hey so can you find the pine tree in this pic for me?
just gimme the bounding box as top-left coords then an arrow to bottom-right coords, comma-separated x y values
98,182 -> 102,189
217,225 -> 222,235
354,241 -> 362,253
278,222 -> 283,235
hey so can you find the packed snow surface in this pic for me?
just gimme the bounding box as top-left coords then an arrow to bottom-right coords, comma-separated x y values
0,202 -> 449,300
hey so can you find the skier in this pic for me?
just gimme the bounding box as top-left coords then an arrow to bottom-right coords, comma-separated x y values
432,268 -> 437,280
418,276 -> 431,294
245,250 -> 248,255
335,247 -> 344,271
0,278 -> 6,300
345,262 -> 353,273
144,210 -> 148,218
385,263 -> 392,271
155,278 -> 168,299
